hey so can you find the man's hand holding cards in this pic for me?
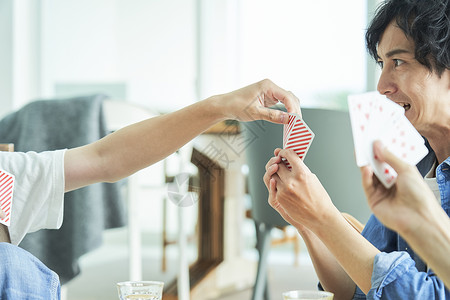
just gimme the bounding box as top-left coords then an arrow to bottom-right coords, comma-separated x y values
348,92 -> 428,188
282,113 -> 315,169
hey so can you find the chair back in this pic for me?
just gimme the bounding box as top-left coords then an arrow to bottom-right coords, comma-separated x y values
243,107 -> 371,227
302,108 -> 370,223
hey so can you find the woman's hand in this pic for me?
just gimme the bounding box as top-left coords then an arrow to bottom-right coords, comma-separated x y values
218,79 -> 301,124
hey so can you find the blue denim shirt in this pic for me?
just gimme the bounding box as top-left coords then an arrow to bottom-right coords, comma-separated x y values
352,154 -> 450,299
0,243 -> 60,299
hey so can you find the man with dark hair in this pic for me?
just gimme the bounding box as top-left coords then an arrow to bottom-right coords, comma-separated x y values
265,0 -> 450,299
366,0 -> 450,76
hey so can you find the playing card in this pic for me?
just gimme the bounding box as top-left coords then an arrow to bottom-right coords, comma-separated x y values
368,121 -> 427,189
348,92 -> 376,166
381,116 -> 428,166
283,114 -> 296,148
368,154 -> 398,188
348,92 -> 428,188
0,169 -> 14,226
282,113 -> 315,169
368,95 -> 404,140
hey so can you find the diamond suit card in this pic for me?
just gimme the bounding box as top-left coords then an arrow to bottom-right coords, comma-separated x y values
348,92 -> 428,188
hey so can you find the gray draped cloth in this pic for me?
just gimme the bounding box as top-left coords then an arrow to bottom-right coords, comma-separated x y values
0,94 -> 126,284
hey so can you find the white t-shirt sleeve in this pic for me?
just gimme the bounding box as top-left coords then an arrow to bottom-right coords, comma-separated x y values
0,150 -> 66,245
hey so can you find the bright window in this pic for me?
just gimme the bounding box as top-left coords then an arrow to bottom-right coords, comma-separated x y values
238,0 -> 368,109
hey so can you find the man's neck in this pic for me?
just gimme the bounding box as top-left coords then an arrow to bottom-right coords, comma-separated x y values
428,138 -> 450,165
422,118 -> 450,164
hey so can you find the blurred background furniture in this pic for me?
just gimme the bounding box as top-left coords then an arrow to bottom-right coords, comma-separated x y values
105,100 -> 196,300
161,142 -> 198,300
161,144 -> 198,273
163,145 -> 226,300
242,119 -> 296,300
162,123 -> 256,300
103,99 -> 161,281
0,95 -> 126,284
242,107 -> 371,300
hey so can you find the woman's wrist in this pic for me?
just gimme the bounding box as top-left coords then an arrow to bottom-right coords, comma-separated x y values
202,94 -> 234,122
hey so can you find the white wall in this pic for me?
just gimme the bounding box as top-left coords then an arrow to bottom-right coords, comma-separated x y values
4,0 -> 373,112
0,0 -> 41,118
197,0 -> 369,110
238,0 -> 367,107
40,0 -> 197,112
196,0 -> 242,98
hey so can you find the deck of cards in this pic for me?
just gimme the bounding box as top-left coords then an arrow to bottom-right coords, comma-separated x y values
0,169 -> 14,226
348,92 -> 428,188
282,113 -> 315,169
